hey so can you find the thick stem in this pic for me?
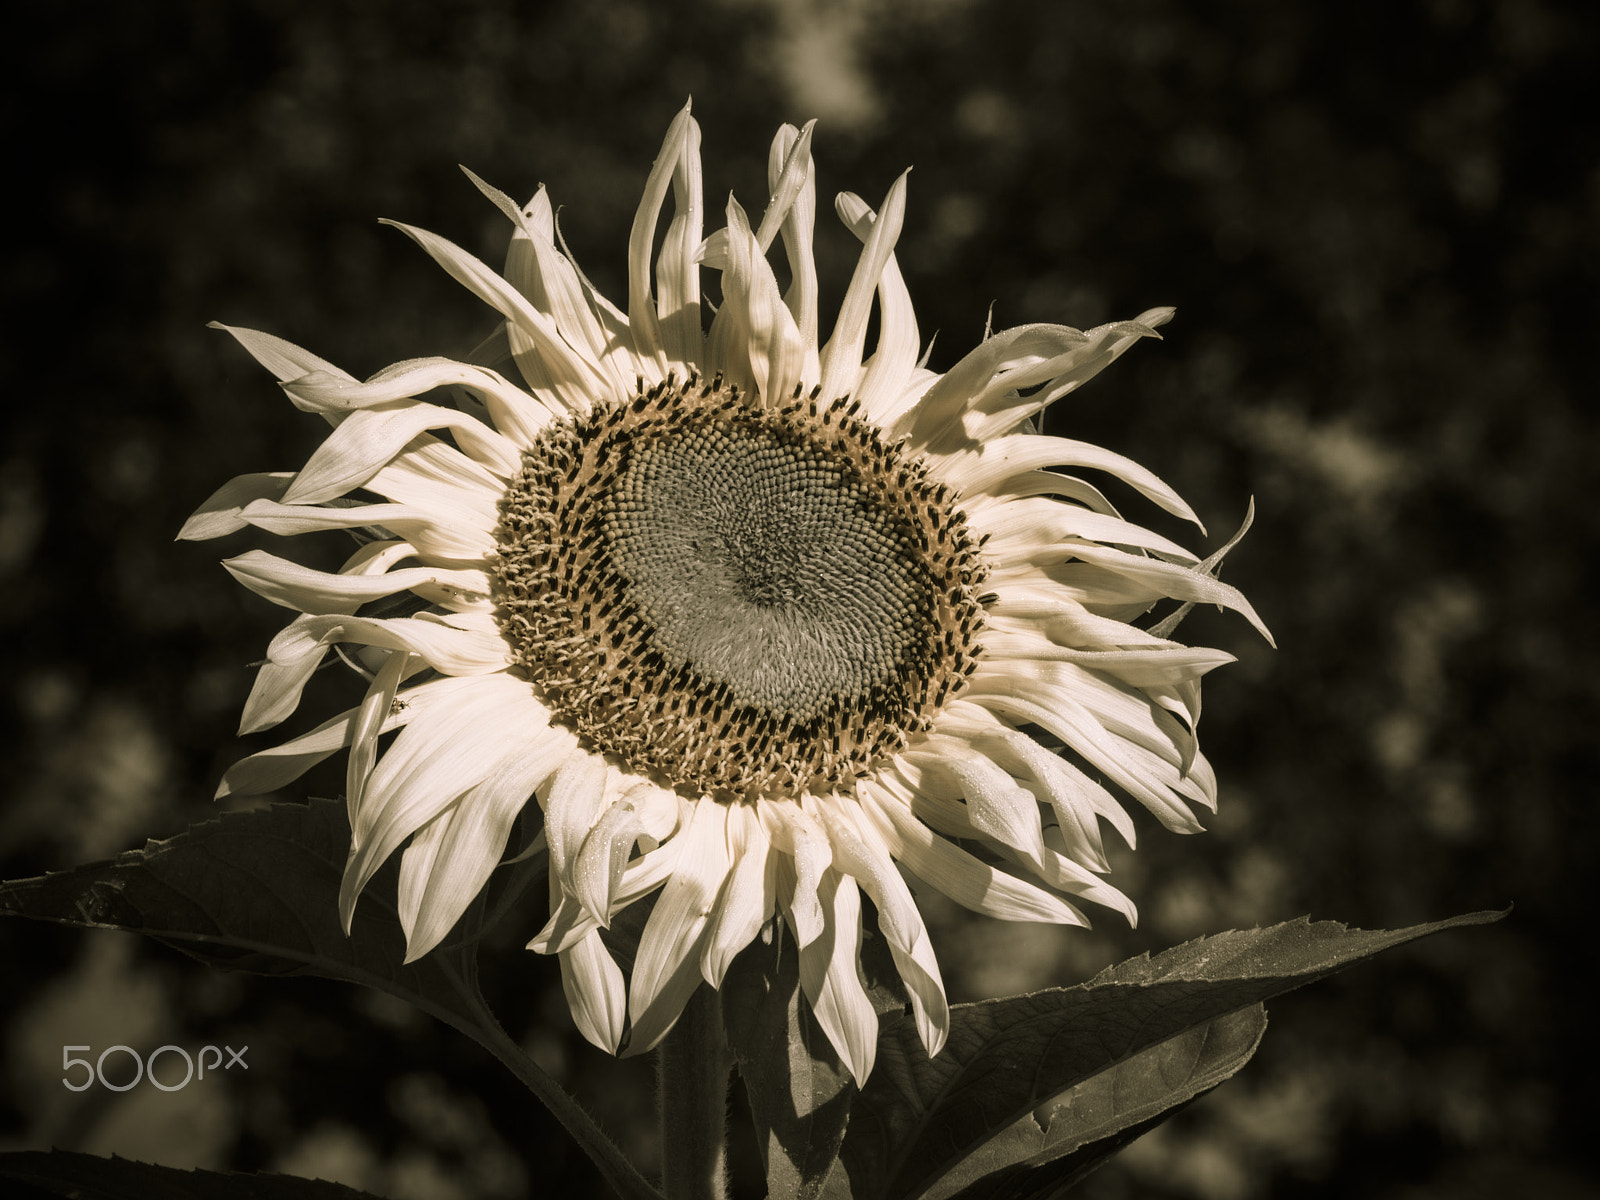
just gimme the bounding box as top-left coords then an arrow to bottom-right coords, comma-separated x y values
657,983 -> 731,1200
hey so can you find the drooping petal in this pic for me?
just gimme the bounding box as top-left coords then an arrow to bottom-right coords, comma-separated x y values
345,649 -> 412,824
701,804 -> 778,987
811,795 -> 949,1057
625,797 -> 729,1052
760,802 -> 832,948
339,674 -> 559,929
398,721 -> 573,960
543,752 -> 610,891
793,868 -> 878,1084
528,829 -> 688,955
561,928 -> 630,1054
571,794 -> 646,927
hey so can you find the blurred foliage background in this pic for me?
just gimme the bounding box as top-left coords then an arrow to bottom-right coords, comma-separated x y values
3,0 -> 1596,1197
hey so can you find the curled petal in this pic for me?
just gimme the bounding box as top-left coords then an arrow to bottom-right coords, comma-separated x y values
818,171 -> 909,405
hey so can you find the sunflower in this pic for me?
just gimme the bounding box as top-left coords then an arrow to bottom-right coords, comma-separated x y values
183,104 -> 1269,1083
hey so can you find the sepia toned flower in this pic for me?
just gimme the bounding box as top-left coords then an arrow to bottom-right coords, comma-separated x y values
184,104 -> 1268,1083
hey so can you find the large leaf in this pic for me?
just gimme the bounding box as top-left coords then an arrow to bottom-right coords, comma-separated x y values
0,1149 -> 384,1199
0,799 -> 662,1200
936,1005 -> 1267,1200
839,910 -> 1505,1200
723,929 -> 857,1200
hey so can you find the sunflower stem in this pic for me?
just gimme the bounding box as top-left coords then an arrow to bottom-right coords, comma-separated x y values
657,983 -> 731,1200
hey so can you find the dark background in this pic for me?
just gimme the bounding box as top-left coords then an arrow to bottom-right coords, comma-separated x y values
3,1 -> 1595,1197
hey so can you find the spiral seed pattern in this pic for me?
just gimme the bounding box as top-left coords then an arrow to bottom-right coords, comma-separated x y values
492,375 -> 986,799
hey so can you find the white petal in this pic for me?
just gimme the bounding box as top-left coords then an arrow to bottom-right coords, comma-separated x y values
239,611 -> 510,734
983,575 -> 1190,649
701,805 -> 778,988
760,802 -> 832,947
1043,543 -> 1274,644
971,496 -> 1199,565
178,472 -> 294,541
895,324 -> 1093,450
561,929 -> 629,1053
655,112 -> 704,372
528,830 -> 687,955
380,219 -> 611,416
625,798 -> 729,1051
935,432 -> 1200,528
222,549 -> 491,616
767,124 -> 821,367
961,468 -> 1123,521
979,626 -> 1237,689
552,211 -> 646,394
715,193 -> 806,404
571,797 -> 645,926
627,103 -> 697,382
957,311 -> 1176,446
811,796 -> 948,1057
280,356 -> 554,436
903,738 -> 1051,869
340,675 -> 556,928
965,683 -> 1208,835
818,171 -> 908,405
209,322 -> 356,388
398,723 -> 571,960
755,120 -> 817,254
215,677 -> 433,800
464,171 -> 631,407
834,190 -> 920,423
543,752 -> 610,892
281,403 -> 519,504
363,442 -> 503,525
793,869 -> 878,1084
237,497 -> 496,563
859,780 -> 1088,925
346,649 -> 413,824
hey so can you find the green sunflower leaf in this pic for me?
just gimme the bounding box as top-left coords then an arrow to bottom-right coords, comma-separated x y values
840,909 -> 1506,1200
0,798 -> 663,1200
724,929 -> 857,1200
0,1148 -> 385,1199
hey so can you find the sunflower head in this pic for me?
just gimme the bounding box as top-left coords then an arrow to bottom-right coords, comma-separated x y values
186,103 -> 1269,1083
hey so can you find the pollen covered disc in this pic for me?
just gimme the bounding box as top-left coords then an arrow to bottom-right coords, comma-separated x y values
492,377 -> 986,798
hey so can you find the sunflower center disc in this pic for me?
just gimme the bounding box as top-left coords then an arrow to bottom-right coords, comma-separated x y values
603,425 -> 920,719
492,376 -> 987,799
